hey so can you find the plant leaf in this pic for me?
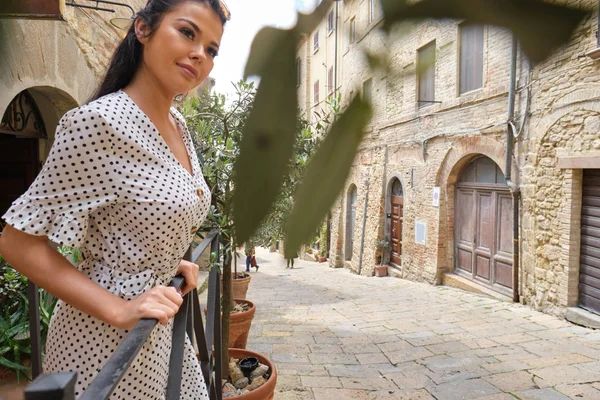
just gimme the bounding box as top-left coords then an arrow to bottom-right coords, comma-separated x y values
380,0 -> 590,63
284,95 -> 372,258
233,28 -> 298,244
5,322 -> 29,339
0,357 -> 29,371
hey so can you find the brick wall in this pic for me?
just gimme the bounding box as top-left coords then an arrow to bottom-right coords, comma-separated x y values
298,0 -> 600,316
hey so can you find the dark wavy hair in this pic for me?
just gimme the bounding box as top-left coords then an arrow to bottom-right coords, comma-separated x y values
89,0 -> 229,101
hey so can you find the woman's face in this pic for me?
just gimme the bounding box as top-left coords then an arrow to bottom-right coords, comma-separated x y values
136,1 -> 224,96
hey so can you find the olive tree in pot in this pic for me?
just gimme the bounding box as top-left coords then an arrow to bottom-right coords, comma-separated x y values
182,80 -> 316,392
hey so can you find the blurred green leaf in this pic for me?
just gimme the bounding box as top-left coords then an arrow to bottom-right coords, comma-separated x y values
365,49 -> 389,73
380,0 -> 589,63
284,95 -> 372,258
233,28 -> 298,244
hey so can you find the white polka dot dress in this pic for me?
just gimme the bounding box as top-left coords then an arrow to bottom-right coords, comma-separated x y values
2,90 -> 211,399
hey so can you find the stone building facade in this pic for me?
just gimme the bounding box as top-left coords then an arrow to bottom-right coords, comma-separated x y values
298,0 -> 600,324
0,0 -> 143,224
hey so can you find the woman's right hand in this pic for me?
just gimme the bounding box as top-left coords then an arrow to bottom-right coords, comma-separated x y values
113,285 -> 184,330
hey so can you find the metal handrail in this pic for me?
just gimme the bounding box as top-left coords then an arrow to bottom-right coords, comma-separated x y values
24,229 -> 222,400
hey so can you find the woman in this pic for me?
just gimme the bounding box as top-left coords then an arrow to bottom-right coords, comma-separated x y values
0,0 -> 229,398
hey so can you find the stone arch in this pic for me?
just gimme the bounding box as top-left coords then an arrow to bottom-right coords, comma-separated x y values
0,86 -> 78,225
0,18 -> 100,118
531,85 -> 600,155
435,136 -> 518,281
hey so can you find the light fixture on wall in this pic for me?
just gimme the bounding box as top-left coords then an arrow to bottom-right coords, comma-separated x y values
66,0 -> 135,30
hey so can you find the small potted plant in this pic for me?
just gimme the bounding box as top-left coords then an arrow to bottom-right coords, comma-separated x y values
375,237 -> 391,277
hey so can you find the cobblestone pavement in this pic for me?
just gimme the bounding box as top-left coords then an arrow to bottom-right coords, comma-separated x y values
242,248 -> 600,400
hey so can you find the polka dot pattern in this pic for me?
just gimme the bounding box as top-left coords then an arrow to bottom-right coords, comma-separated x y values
2,90 -> 210,399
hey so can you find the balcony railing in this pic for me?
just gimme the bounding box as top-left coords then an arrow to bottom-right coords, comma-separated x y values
23,230 -> 223,400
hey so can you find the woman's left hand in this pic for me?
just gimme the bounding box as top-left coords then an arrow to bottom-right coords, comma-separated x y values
176,259 -> 200,296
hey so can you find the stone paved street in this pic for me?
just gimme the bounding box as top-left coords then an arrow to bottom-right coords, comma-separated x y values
241,248 -> 600,400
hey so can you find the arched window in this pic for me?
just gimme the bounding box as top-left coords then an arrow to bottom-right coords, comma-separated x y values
391,178 -> 403,196
459,156 -> 506,185
345,185 -> 357,261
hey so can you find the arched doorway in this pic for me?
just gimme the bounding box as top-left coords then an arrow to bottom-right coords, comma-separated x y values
454,156 -> 513,294
0,90 -> 46,225
389,178 -> 403,267
345,185 -> 357,261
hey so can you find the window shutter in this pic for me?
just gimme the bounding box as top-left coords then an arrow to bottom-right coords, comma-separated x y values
314,80 -> 320,105
459,24 -> 484,94
328,67 -> 334,93
418,42 -> 436,105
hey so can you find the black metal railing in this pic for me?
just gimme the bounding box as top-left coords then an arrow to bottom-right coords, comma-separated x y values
23,230 -> 222,400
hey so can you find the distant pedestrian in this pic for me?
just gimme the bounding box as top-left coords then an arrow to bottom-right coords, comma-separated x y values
250,253 -> 259,272
245,247 -> 254,272
286,258 -> 294,269
285,251 -> 297,269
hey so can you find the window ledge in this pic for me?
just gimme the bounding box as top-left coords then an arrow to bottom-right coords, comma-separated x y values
585,47 -> 600,60
313,47 -> 320,54
327,29 -> 334,37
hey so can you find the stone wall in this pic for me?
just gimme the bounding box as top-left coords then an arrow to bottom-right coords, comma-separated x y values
301,0 -> 600,317
325,0 -> 524,281
520,0 -> 600,315
1,0 -> 146,149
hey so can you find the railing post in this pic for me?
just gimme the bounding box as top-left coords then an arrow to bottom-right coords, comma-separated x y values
166,290 -> 190,399
208,234 -> 222,400
27,280 -> 42,379
24,371 -> 77,400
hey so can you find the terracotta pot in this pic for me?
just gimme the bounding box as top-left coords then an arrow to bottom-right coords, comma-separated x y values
319,257 -> 327,263
221,273 -> 251,300
375,265 -> 388,277
229,299 -> 256,349
226,348 -> 277,400
205,299 -> 256,349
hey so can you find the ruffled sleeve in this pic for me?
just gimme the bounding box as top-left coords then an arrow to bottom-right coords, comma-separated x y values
2,107 -> 118,246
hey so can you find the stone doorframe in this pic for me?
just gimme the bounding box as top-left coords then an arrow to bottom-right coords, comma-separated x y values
383,173 -> 406,268
435,136 -> 519,285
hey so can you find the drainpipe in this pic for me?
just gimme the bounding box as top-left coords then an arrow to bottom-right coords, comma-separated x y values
505,33 -> 520,303
333,0 -> 340,101
357,172 -> 371,275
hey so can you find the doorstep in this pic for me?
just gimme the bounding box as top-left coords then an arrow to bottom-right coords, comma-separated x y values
565,307 -> 600,329
442,273 -> 511,302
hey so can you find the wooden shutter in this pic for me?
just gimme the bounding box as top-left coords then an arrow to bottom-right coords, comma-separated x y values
328,68 -> 334,94
459,24 -> 484,94
314,31 -> 319,51
314,80 -> 319,105
418,42 -> 436,105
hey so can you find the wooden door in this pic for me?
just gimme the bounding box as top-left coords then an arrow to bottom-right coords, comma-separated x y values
495,193 -> 514,288
580,169 -> 600,314
474,191 -> 493,281
390,195 -> 403,266
455,188 -> 513,291
455,188 -> 475,273
455,157 -> 513,294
